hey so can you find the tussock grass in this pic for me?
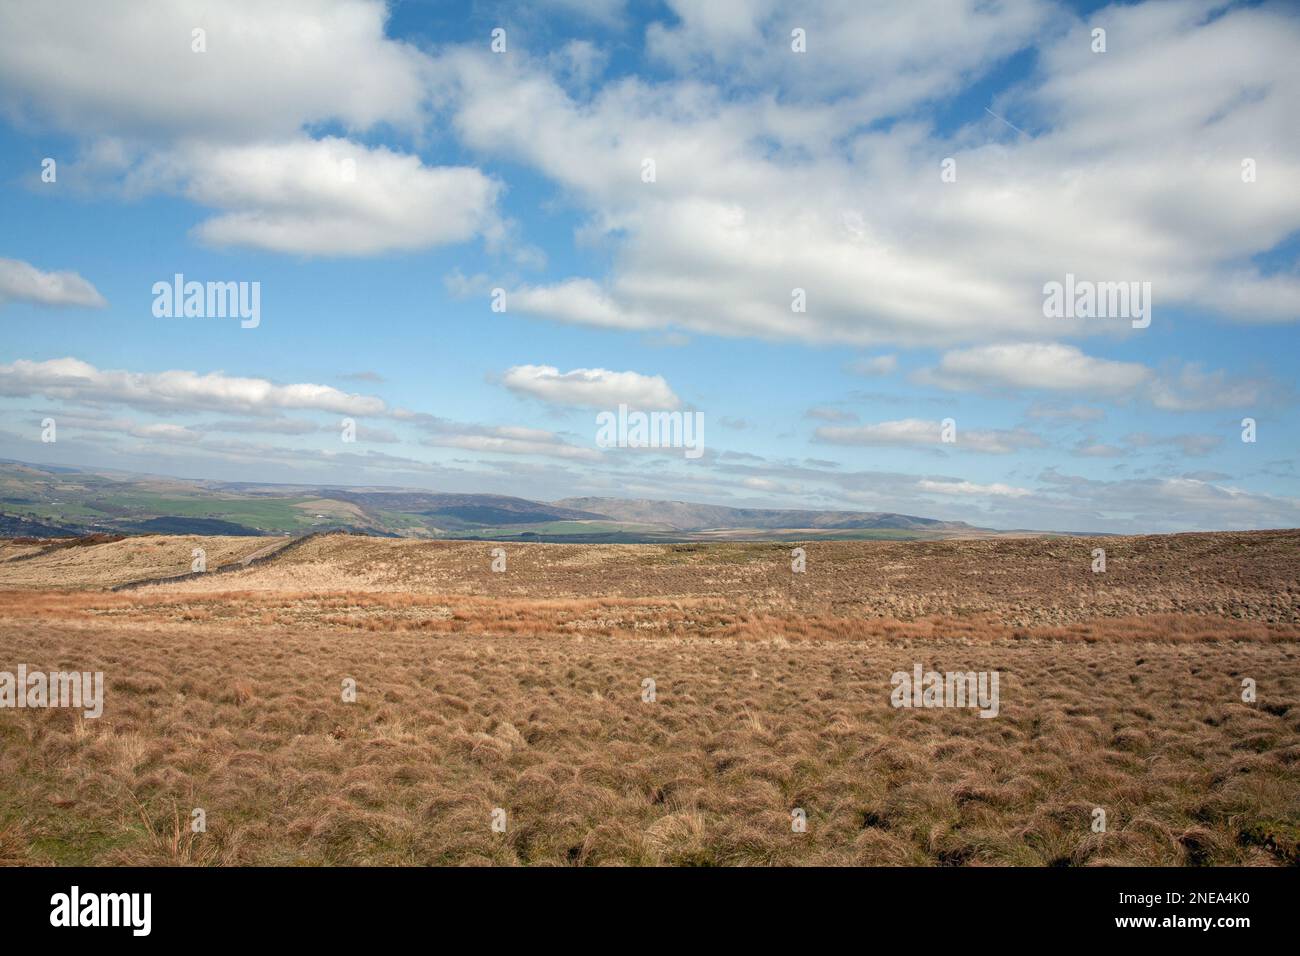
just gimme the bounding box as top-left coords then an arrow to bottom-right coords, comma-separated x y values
2,620 -> 1296,865
0,530 -> 1296,866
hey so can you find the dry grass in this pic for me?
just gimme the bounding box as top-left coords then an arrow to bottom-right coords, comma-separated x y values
0,530 -> 1297,866
4,530 -> 1294,627
0,534 -> 274,589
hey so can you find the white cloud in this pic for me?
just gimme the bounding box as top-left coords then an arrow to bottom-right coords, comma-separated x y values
129,422 -> 201,442
433,2 -> 1300,346
502,364 -> 680,409
0,357 -> 386,416
741,476 -> 802,494
3,357 -> 606,466
918,346 -> 1274,413
0,2 -> 501,258
815,418 -> 1044,454
0,258 -> 106,309
816,418 -> 940,448
646,0 -> 1054,108
1148,363 -> 1269,412
0,0 -> 427,140
508,279 -> 651,331
919,479 -> 1032,498
133,137 -> 500,256
422,427 -> 600,461
919,343 -> 1152,395
1035,470 -> 1300,532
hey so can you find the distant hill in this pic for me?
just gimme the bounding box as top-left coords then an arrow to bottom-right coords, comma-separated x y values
554,497 -> 979,532
0,458 -> 1028,541
326,491 -> 608,529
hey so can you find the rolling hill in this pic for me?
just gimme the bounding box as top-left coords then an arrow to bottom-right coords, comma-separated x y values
0,458 -> 1027,541
553,497 -> 979,532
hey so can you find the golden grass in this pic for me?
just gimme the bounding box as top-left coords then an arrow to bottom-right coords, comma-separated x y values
2,620 -> 1296,866
4,530 -> 1295,628
0,534 -> 274,589
0,530 -> 1296,866
0,590 -> 1295,644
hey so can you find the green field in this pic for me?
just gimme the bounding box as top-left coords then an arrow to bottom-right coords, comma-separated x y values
106,494 -> 312,530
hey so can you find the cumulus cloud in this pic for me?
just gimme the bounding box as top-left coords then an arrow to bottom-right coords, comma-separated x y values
433,2 -> 1300,346
919,479 -> 1032,498
0,357 -> 387,416
507,280 -> 651,331
0,1 -> 501,257
502,364 -> 680,409
0,258 -> 106,309
0,1 -> 1293,533
0,0 -> 427,140
918,343 -> 1152,395
133,138 -> 500,256
646,0 -> 1054,108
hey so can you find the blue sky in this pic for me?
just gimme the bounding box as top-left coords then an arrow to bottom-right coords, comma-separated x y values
1,0 -> 1297,532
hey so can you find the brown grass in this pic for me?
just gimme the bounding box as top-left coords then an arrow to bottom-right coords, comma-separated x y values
0,530 -> 1297,866
0,534 -> 275,589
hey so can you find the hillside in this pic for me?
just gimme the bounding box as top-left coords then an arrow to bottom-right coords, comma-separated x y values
2,528 -> 1295,631
554,497 -> 979,532
0,459 -> 1016,542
